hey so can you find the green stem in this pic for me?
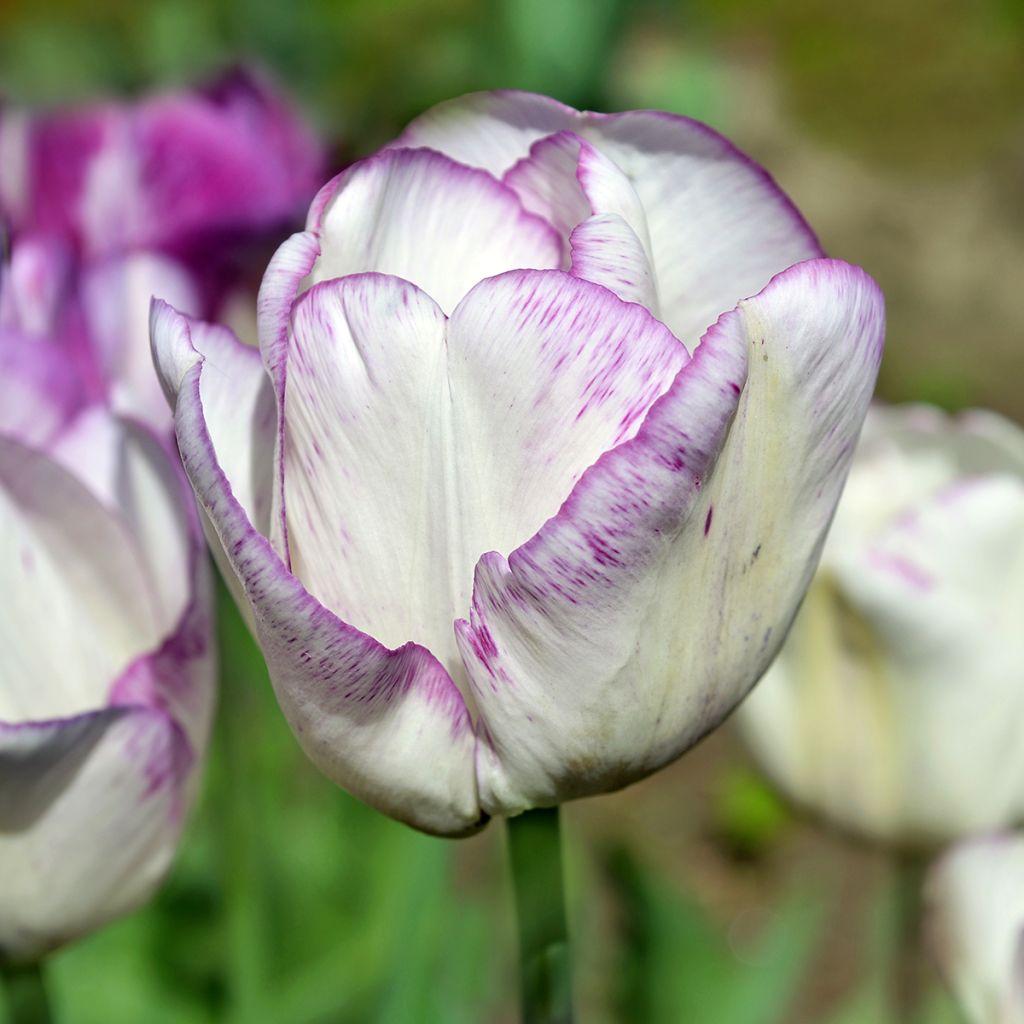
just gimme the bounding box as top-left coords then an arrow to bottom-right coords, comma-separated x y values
2,962 -> 53,1024
506,807 -> 573,1024
889,850 -> 927,1022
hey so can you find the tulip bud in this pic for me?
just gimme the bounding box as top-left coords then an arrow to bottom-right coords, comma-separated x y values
153,90 -> 884,836
738,404 -> 1024,846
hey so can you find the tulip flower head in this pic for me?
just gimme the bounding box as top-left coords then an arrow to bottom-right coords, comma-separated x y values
738,404 -> 1024,846
926,833 -> 1024,1024
0,263 -> 214,964
0,68 -> 325,433
153,90 -> 884,836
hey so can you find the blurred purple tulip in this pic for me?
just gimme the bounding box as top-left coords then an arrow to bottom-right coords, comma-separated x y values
0,67 -> 326,432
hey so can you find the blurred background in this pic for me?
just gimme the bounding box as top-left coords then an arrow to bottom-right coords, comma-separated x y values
1,0 -> 1021,1020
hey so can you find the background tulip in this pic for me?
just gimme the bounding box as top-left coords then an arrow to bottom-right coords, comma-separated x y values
0,264 -> 215,965
0,67 -> 325,433
737,403 -> 1024,846
925,833 -> 1024,1024
153,90 -> 884,837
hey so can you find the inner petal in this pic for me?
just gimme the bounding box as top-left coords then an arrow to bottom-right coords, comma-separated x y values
308,148 -> 562,314
281,270 -> 687,687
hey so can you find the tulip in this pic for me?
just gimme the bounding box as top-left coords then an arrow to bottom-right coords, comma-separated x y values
0,308 -> 214,964
153,89 -> 884,837
0,67 -> 322,264
737,404 -> 1024,845
925,833 -> 1024,1024
0,68 -> 325,434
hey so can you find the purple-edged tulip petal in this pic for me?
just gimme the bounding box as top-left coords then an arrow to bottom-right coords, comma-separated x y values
152,301 -> 480,836
569,214 -> 659,311
459,259 -> 883,815
0,708 -> 193,964
306,149 -> 562,314
280,270 -> 687,680
399,92 -> 822,345
926,834 -> 1024,1024
738,405 -> 1024,844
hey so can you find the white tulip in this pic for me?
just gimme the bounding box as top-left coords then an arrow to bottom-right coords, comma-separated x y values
738,404 -> 1024,845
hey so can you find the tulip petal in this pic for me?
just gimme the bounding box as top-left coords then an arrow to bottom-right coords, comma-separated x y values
81,252 -> 200,432
569,213 -> 659,312
458,259 -> 883,815
581,111 -> 823,346
306,148 -> 562,314
0,436 -> 162,724
152,301 -> 481,835
395,90 -> 578,178
399,92 -> 822,345
280,270 -> 687,684
0,707 -> 192,964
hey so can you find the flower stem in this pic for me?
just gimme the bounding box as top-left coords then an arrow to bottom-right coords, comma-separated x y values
2,962 -> 53,1024
889,850 -> 927,1021
506,807 -> 573,1024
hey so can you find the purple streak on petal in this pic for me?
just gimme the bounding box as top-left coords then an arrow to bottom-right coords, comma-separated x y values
158,305 -> 480,834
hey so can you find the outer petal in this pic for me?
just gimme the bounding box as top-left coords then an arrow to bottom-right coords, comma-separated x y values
152,301 -> 480,836
306,148 -> 561,314
0,707 -> 192,964
280,270 -> 686,683
459,259 -> 883,816
926,834 -> 1024,1024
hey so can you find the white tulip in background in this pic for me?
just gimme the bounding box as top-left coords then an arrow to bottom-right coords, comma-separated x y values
0,258 -> 215,964
738,404 -> 1024,846
925,833 -> 1024,1024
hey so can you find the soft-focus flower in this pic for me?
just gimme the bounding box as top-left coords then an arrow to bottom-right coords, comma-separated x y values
0,67 -> 322,266
738,404 -> 1024,845
153,90 -> 884,836
0,68 -> 324,432
0,274 -> 215,963
925,833 -> 1024,1024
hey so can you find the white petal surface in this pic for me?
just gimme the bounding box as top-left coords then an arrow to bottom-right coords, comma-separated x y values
0,436 -> 162,723
394,90 -> 577,178
582,111 -> 822,346
0,707 -> 191,963
459,259 -> 883,815
307,148 -> 561,314
281,270 -> 687,687
152,301 -> 480,835
926,834 -> 1024,1024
